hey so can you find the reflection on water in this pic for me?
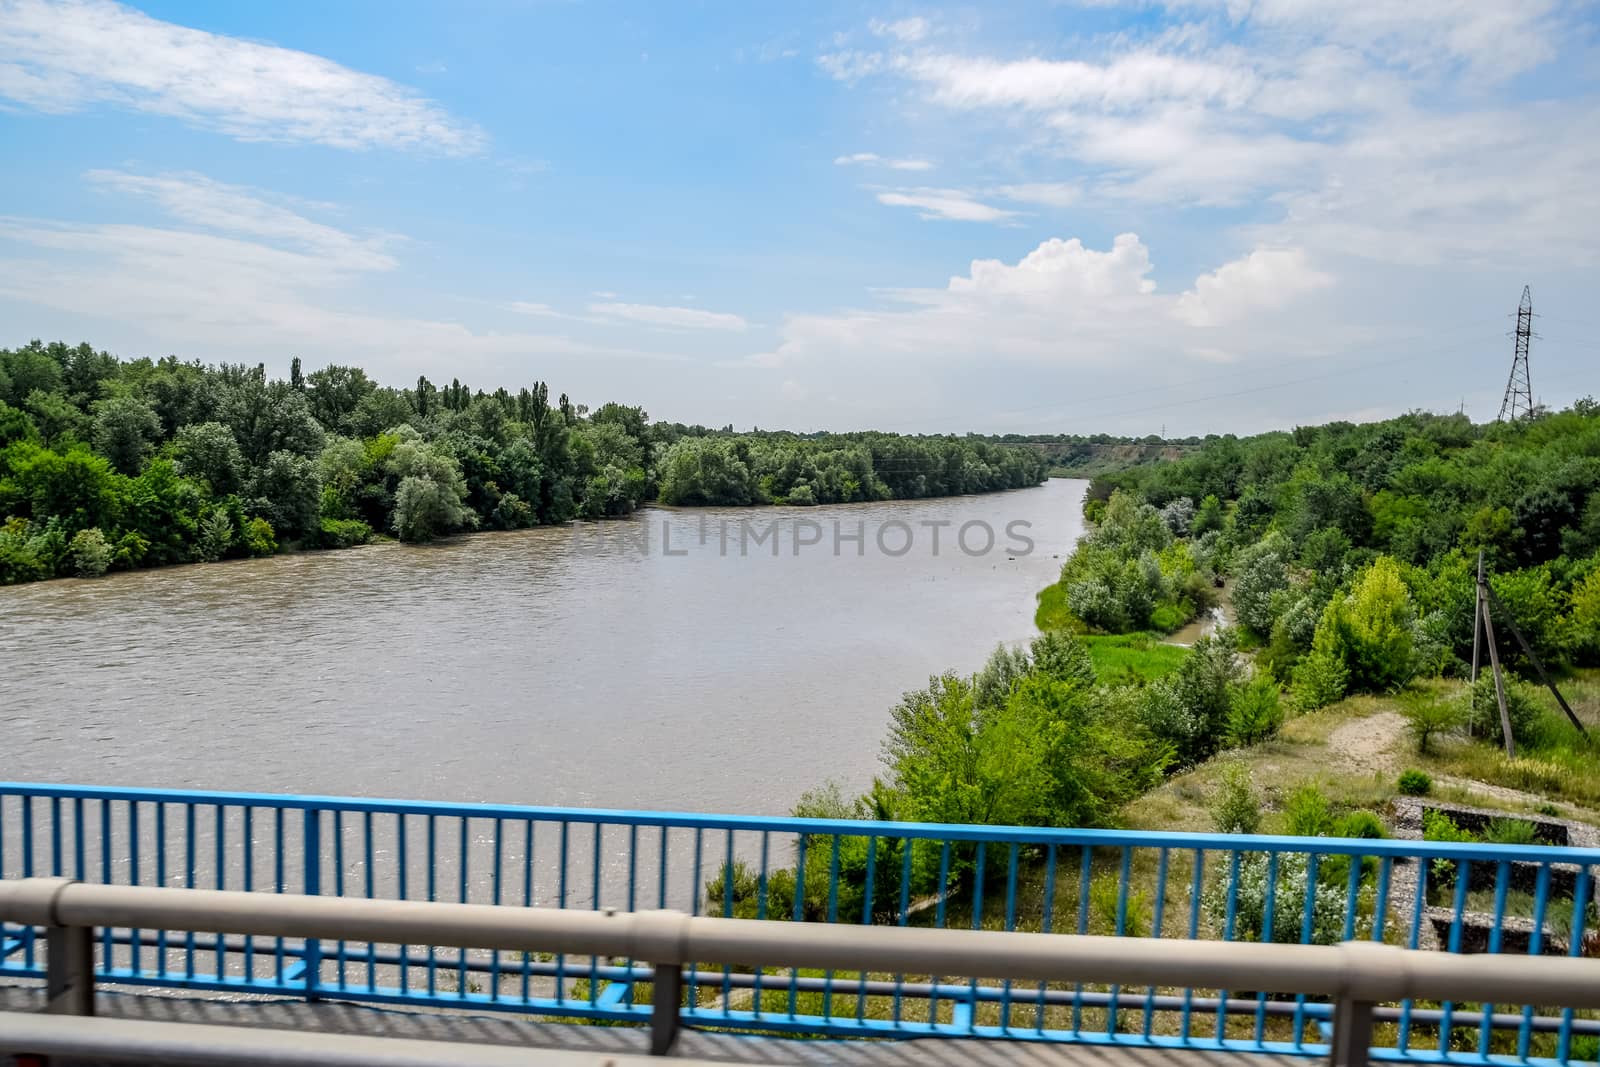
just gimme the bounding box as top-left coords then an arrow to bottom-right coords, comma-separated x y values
0,480 -> 1086,815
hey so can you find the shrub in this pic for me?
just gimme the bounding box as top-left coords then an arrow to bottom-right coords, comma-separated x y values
1309,557 -> 1418,694
1283,782 -> 1334,838
1332,811 -> 1387,840
1206,852 -> 1347,945
195,507 -> 233,562
317,516 -> 373,549
66,526 -> 112,577
1211,761 -> 1262,835
1231,534 -> 1292,635
1399,692 -> 1466,755
242,516 -> 277,557
1422,808 -> 1476,882
1291,647 -> 1349,710
1484,817 -> 1540,847
1226,675 -> 1284,747
1466,673 -> 1540,748
1397,769 -> 1433,796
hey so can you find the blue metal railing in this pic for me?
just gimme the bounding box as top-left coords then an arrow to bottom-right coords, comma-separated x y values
1,781 -> 1596,1063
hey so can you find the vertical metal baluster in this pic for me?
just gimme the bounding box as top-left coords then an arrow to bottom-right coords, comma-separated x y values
274,808 -> 285,984
1519,863 -> 1552,1061
1072,846 -> 1091,1035
557,822 -> 569,1002
689,827 -> 703,1015
856,835 -> 878,1025
334,811 -> 346,991
928,839 -> 951,1028
365,812 -> 377,994
723,831 -> 736,1014
1109,846 -> 1132,1039
1438,858 -> 1472,1055
455,817 -> 467,997
213,805 -> 224,980
521,820 -> 534,1005
754,830 -> 771,1021
892,838 -> 912,1029
1556,867 -> 1591,1065
788,834 -> 807,1019
129,801 -> 142,977
1037,844 -> 1058,1036
1398,855 -> 1428,1053
425,815 -> 435,997
74,798 -> 86,880
998,843 -> 1018,1033
97,800 -> 111,970
1217,850 -> 1241,1044
1342,850 -> 1363,942
397,814 -> 408,996
1182,850 -> 1205,1044
184,805 -> 195,980
1291,852 -> 1320,1047
50,797 -> 61,876
823,834 -> 841,1021
490,817 -> 503,1002
658,826 -> 669,910
156,804 -> 168,979
1479,860 -> 1511,1056
589,823 -> 601,1008
1144,848 -> 1170,1040
1254,852 -> 1279,1046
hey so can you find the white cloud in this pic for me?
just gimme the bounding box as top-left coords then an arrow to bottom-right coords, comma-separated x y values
587,302 -> 749,331
0,0 -> 486,153
84,170 -> 398,271
993,182 -> 1080,207
869,17 -> 929,43
875,188 -> 1018,222
834,152 -> 935,171
1173,246 -> 1332,326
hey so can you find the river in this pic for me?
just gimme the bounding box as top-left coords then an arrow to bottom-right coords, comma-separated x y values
0,479 -> 1086,816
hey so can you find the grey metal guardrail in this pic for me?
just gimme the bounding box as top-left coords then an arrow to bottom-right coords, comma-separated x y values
3,877 -> 1600,1065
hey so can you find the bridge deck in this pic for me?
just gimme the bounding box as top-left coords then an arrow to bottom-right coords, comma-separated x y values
0,983 -> 1310,1066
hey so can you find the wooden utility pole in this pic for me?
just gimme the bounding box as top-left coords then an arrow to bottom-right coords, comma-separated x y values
1472,550 -> 1510,758
1471,551 -> 1586,759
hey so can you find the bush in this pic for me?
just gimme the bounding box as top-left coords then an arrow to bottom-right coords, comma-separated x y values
1211,761 -> 1262,835
1399,692 -> 1465,755
1291,647 -> 1349,710
195,507 -> 234,562
1308,557 -> 1418,694
317,516 -> 372,549
1089,876 -> 1151,937
1206,852 -> 1347,945
1225,675 -> 1284,747
242,516 -> 277,557
1332,811 -> 1387,840
67,526 -> 112,577
1467,673 -> 1540,748
1283,782 -> 1334,838
1397,769 -> 1433,796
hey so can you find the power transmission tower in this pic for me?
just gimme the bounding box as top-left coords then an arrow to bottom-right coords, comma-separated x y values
1497,285 -> 1536,421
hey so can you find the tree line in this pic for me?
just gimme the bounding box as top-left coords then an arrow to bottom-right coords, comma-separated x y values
0,340 -> 1047,584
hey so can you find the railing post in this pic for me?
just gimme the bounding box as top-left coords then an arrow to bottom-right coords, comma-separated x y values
45,924 -> 94,1016
650,961 -> 682,1055
1330,997 -> 1374,1067
303,808 -> 321,1002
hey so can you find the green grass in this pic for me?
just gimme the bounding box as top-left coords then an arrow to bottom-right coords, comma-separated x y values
1034,581 -> 1074,631
1083,634 -> 1190,684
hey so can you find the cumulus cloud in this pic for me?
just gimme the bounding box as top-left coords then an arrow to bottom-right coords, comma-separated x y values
1173,247 -> 1333,326
587,302 -> 749,331
0,0 -> 486,153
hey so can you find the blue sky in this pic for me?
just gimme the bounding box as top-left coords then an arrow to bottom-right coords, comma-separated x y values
1,0 -> 1597,435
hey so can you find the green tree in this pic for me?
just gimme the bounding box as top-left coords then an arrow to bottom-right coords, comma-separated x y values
172,422 -> 245,495
91,394 -> 162,475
